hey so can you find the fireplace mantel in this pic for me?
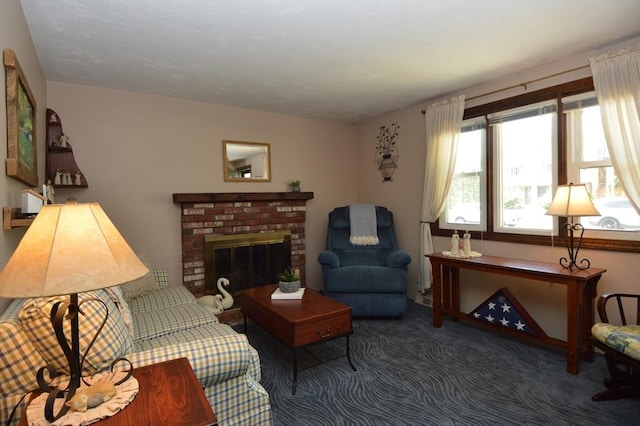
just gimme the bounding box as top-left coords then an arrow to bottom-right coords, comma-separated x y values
173,192 -> 314,204
172,191 -> 314,295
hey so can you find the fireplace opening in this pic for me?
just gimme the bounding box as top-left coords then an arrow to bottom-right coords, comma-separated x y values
204,231 -> 291,307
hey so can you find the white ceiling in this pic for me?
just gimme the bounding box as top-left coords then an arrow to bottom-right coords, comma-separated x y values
20,0 -> 640,124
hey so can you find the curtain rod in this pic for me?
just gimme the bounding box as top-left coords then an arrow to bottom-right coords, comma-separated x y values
420,64 -> 590,113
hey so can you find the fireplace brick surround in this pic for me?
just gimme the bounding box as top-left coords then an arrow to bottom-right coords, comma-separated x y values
173,192 -> 314,295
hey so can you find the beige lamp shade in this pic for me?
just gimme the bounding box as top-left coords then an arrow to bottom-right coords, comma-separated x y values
0,202 -> 148,298
546,183 -> 600,217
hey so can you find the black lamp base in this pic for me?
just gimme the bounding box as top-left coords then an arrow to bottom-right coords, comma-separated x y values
559,221 -> 591,271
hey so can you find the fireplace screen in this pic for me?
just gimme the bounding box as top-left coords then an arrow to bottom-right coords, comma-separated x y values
204,231 -> 291,300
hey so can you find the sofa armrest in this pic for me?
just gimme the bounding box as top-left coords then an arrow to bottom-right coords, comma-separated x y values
386,250 -> 411,270
123,333 -> 254,388
318,251 -> 340,269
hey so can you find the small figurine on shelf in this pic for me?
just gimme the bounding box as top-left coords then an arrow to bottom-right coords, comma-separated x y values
450,230 -> 460,256
463,230 -> 471,256
45,180 -> 55,204
75,171 -> 82,186
59,134 -> 69,148
54,169 -> 62,185
49,112 -> 58,123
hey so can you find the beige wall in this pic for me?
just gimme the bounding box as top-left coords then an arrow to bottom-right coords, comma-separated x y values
45,82 -> 358,291
356,36 -> 640,339
0,0 -> 47,312
2,0 -> 639,340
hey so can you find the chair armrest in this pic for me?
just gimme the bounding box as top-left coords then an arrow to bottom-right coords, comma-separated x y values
318,251 -> 340,268
386,250 -> 411,269
597,293 -> 640,325
124,333 -> 254,387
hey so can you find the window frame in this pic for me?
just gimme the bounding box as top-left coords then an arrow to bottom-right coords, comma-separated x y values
430,77 -> 640,253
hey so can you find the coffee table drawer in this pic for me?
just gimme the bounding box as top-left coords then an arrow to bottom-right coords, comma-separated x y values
293,313 -> 351,347
241,298 -> 293,345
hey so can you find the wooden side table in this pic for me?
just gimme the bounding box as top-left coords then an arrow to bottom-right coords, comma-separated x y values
20,357 -> 217,426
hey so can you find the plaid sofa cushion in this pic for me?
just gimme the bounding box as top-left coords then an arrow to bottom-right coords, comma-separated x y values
0,300 -> 44,396
152,268 -> 170,287
128,285 -> 196,313
119,270 -> 157,301
132,302 -> 219,343
18,290 -> 133,375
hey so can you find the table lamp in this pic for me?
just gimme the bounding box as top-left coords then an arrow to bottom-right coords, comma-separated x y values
0,201 -> 148,421
546,183 -> 600,270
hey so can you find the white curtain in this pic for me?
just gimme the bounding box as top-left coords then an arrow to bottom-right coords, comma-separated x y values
590,45 -> 640,213
418,95 -> 465,292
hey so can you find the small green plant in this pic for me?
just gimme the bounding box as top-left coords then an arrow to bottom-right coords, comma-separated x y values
289,180 -> 300,187
278,267 -> 300,282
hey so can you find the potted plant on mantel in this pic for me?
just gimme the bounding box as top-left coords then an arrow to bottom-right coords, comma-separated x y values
277,267 -> 301,293
289,180 -> 301,192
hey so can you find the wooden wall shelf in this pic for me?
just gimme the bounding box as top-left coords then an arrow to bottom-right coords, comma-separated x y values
3,207 -> 35,230
46,109 -> 88,188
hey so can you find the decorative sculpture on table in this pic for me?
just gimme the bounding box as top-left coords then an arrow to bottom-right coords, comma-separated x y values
463,230 -> 471,255
450,230 -> 460,256
65,379 -> 117,412
444,230 -> 482,258
196,277 -> 234,314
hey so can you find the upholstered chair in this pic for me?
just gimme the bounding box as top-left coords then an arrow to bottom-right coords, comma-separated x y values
317,206 -> 411,317
591,293 -> 640,401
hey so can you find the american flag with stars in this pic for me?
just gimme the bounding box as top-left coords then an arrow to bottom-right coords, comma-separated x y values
467,287 -> 546,338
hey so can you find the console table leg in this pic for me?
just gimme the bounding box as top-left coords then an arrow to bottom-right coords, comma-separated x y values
432,261 -> 443,328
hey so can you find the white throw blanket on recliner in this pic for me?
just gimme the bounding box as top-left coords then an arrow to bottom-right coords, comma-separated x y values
349,204 -> 379,246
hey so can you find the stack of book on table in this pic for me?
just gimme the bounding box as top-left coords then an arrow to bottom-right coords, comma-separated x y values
271,287 -> 305,300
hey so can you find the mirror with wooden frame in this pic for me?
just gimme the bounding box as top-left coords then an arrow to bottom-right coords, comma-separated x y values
223,140 -> 271,182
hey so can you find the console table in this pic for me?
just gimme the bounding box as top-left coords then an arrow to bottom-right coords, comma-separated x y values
426,253 -> 606,375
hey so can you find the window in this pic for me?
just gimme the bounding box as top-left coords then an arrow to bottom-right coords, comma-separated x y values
431,78 -> 640,252
564,92 -> 640,240
490,101 -> 556,234
440,118 -> 486,231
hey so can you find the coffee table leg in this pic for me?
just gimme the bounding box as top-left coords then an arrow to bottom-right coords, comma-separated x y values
346,335 -> 357,371
292,349 -> 298,395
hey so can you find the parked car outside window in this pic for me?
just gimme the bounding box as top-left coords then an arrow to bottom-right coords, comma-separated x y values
587,199 -> 640,230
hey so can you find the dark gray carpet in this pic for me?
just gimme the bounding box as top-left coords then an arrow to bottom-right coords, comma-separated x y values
239,301 -> 640,426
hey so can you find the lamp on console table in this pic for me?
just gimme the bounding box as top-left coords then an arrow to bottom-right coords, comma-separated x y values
0,200 -> 148,421
545,183 -> 600,271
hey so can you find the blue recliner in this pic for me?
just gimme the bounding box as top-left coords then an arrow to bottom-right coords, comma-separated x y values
317,206 -> 411,317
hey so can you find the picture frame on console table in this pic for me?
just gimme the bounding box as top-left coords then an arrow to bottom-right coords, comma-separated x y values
3,48 -> 38,187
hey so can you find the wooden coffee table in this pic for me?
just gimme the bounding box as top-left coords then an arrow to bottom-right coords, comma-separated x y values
240,284 -> 356,394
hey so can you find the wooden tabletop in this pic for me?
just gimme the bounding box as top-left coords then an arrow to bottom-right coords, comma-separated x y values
241,284 -> 351,326
20,357 -> 216,426
427,253 -> 606,282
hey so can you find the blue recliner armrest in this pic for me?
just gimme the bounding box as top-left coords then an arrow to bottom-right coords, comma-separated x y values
318,251 -> 340,269
386,250 -> 411,270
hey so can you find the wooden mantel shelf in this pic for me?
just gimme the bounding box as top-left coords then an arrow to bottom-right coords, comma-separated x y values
173,192 -> 314,204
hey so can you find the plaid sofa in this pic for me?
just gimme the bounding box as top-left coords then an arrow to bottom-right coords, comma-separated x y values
0,268 -> 272,425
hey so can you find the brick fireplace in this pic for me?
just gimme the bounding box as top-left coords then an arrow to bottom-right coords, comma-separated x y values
172,192 -> 314,296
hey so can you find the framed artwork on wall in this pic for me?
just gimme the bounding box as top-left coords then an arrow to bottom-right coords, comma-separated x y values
4,48 -> 38,187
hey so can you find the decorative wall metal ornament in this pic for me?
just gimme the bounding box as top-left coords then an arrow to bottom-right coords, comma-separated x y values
375,123 -> 399,182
